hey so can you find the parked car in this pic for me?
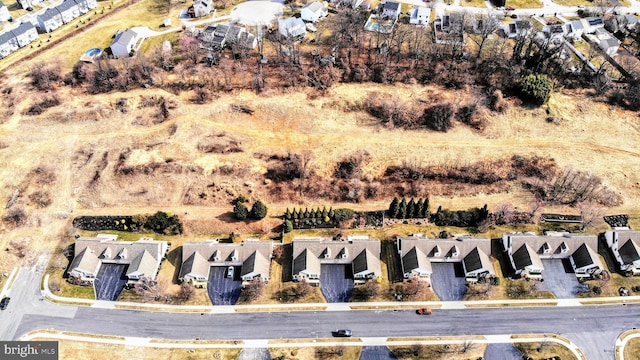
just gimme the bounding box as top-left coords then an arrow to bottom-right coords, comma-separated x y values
416,308 -> 432,315
227,266 -> 234,279
619,287 -> 630,296
506,5 -> 516,10
0,297 -> 10,310
333,329 -> 352,337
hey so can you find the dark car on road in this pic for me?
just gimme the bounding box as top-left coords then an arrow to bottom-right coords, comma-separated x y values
0,297 -> 10,310
333,329 -> 352,337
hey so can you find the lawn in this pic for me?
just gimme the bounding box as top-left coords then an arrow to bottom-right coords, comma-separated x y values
505,0 -> 543,8
390,342 -> 487,360
460,0 -> 487,7
270,346 -> 362,360
31,338 -> 242,360
514,341 -> 578,360
624,335 -> 640,360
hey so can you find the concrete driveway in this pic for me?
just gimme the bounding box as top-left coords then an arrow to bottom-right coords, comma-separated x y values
360,346 -> 398,359
207,266 -> 242,305
320,264 -> 354,303
538,259 -> 588,298
94,264 -> 128,301
430,263 -> 467,301
484,343 -> 522,360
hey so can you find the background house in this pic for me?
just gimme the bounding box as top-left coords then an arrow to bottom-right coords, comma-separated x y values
188,0 -> 212,18
300,1 -> 328,23
380,1 -> 401,20
605,229 -> 640,275
11,22 -> 38,48
0,31 -> 18,58
17,0 -> 43,10
396,235 -> 494,283
56,0 -> 80,24
179,239 -> 273,287
37,8 -> 63,33
68,234 -> 169,285
110,28 -> 145,58
0,1 -> 11,22
279,17 -> 306,38
74,0 -> 97,15
409,6 -> 429,26
291,236 -> 381,285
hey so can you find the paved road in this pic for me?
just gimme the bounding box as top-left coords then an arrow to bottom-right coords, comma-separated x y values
3,266 -> 640,360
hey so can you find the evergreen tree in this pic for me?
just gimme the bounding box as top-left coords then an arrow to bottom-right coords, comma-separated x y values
303,208 -> 310,219
292,208 -> 299,220
284,208 -> 292,220
234,202 -> 249,220
407,198 -> 416,218
388,197 -> 399,218
283,220 -> 293,233
416,199 -> 424,218
328,207 -> 335,219
398,198 -> 407,219
422,198 -> 430,218
321,206 -> 328,219
250,200 -> 268,220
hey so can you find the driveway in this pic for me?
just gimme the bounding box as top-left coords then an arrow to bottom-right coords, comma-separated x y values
484,343 -> 522,360
538,259 -> 588,298
320,264 -> 354,303
430,263 -> 467,301
207,266 -> 242,305
94,264 -> 128,301
360,346 -> 398,360
237,348 -> 270,360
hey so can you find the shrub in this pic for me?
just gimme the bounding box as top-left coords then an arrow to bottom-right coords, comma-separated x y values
144,211 -> 183,235
234,202 -> 249,220
250,200 -> 268,220
421,103 -> 454,132
519,74 -> 552,106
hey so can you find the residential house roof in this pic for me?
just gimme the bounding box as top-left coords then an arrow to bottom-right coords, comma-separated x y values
463,247 -> 495,274
293,248 -> 321,276
279,17 -> 306,37
397,235 -> 492,263
126,249 -> 158,278
512,244 -> 543,270
181,239 -> 273,280
571,243 -> 603,269
410,6 -> 429,20
352,248 -> 381,276
383,1 -> 399,11
39,8 -> 60,22
179,250 -> 210,280
0,31 -> 15,45
402,246 -> 432,274
69,247 -> 100,275
619,239 -> 640,265
302,1 -> 325,13
12,22 -> 36,37
503,232 -> 597,257
56,0 -> 77,13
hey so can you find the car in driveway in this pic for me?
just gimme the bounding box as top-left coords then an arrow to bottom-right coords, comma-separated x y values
416,308 -> 432,315
0,297 -> 10,310
333,329 -> 352,337
227,266 -> 234,279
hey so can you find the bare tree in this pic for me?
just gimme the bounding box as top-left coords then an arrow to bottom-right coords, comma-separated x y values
579,202 -> 604,230
467,13 -> 501,58
460,340 -> 477,354
178,34 -> 201,65
177,283 -> 195,303
134,276 -> 166,302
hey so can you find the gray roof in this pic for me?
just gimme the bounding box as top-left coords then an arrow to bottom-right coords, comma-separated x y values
302,1 -> 325,12
571,243 -> 602,269
383,1 -> 400,11
39,8 -> 60,22
179,250 -> 210,280
291,237 -> 381,276
397,235 -> 491,263
402,246 -> 431,274
570,20 -> 584,31
353,248 -> 381,276
181,239 -> 273,278
463,247 -> 495,275
503,233 -> 597,257
512,244 -> 543,270
241,250 -> 270,279
12,22 -> 36,37
293,248 -> 320,276
0,31 -> 16,45
56,0 -> 77,13
619,239 -> 640,265
70,236 -> 167,278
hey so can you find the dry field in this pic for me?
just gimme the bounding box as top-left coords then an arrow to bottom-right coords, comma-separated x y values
1,37 -> 640,280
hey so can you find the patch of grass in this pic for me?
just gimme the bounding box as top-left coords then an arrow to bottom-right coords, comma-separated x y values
269,345 -> 362,360
390,342 -> 487,360
48,270 -> 95,300
623,334 -> 640,360
514,341 -> 578,360
504,0 -> 543,8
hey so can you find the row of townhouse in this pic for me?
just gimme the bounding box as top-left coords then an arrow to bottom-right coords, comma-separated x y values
37,0 -> 97,33
67,230 -> 640,291
0,22 -> 38,59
